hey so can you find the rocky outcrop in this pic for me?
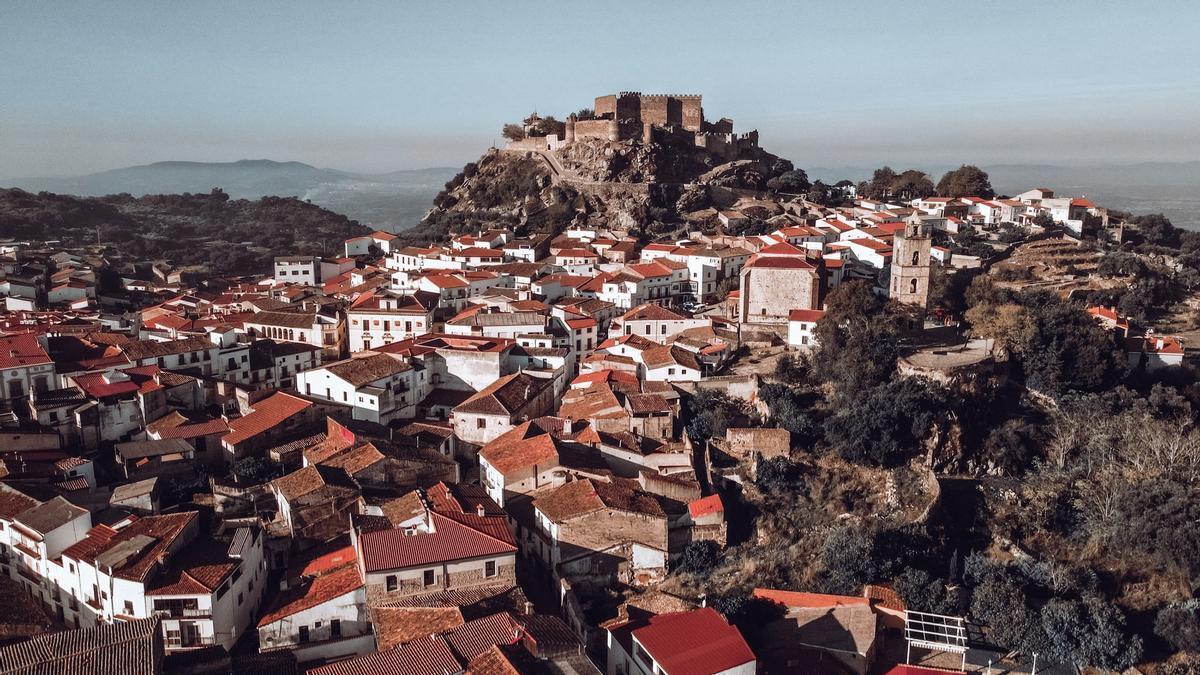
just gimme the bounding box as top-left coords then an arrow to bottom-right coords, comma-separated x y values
412,131 -> 789,244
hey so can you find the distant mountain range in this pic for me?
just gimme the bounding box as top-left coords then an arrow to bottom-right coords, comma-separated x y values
5,158 -> 1198,230
2,159 -> 460,230
808,161 -> 1200,228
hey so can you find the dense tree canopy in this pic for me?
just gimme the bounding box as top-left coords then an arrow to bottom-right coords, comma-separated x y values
858,166 -> 936,201
936,164 -> 994,198
765,169 -> 811,194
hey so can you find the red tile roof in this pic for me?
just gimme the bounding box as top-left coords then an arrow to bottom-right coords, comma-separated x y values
788,309 -> 826,322
687,494 -> 724,519
308,634 -> 461,675
753,588 -> 869,608
358,512 -> 516,573
745,255 -> 815,270
623,607 -> 755,675
426,482 -> 515,546
0,333 -> 52,370
443,612 -> 524,663
257,562 -> 362,626
479,428 -> 559,475
757,241 -> 807,256
223,392 -> 313,446
570,369 -> 639,389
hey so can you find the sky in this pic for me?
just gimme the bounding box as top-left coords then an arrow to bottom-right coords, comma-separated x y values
2,0 -> 1199,178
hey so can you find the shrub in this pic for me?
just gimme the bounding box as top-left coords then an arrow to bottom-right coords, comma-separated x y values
677,540 -> 721,575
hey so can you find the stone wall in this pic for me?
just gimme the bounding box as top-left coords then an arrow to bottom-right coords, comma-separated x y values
365,557 -> 516,606
573,119 -> 616,142
740,265 -> 821,324
558,508 -> 667,560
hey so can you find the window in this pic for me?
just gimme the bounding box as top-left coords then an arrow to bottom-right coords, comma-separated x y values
385,575 -> 397,592
299,626 -> 309,643
423,569 -> 435,586
909,278 -> 918,294
477,418 -> 486,429
237,592 -> 243,605
912,251 -> 920,265
331,619 -> 341,638
485,560 -> 497,577
49,411 -> 58,422
124,600 -> 134,615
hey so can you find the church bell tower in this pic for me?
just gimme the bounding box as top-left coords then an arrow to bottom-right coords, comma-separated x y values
890,212 -> 932,312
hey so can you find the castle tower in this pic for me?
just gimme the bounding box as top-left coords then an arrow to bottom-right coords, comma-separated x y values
564,114 -> 576,145
890,212 -> 932,311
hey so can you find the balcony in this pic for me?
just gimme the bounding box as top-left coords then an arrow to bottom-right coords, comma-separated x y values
153,607 -> 212,619
165,635 -> 216,650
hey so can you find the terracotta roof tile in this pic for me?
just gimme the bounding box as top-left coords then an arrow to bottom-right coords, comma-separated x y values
371,606 -> 465,650
223,392 -> 313,446
257,562 -> 362,626
358,512 -> 515,573
307,634 -> 461,675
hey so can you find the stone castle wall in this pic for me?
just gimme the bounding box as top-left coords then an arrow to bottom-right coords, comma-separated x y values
592,92 -> 704,131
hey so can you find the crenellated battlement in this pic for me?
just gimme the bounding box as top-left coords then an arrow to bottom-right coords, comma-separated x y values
620,92 -> 702,100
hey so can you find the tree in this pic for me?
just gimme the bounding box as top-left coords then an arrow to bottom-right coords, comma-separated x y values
766,169 -> 811,194
1095,251 -> 1146,277
1134,213 -> 1182,248
501,123 -> 525,141
824,377 -> 948,466
895,566 -> 959,615
759,383 -> 818,441
860,166 -> 898,200
677,540 -> 721,575
806,180 -> 830,205
821,526 -> 880,594
813,281 -> 902,396
755,456 -> 807,493
997,222 -> 1030,243
709,593 -> 785,641
1156,600 -> 1200,652
964,302 -> 1031,357
685,389 -> 744,445
892,169 -> 936,200
936,165 -> 994,199
951,223 -> 977,250
1039,595 -> 1142,670
965,556 -> 1046,654
1015,299 -> 1123,396
574,107 -> 594,119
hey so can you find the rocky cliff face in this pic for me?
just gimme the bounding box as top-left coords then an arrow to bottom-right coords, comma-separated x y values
408,133 -> 789,244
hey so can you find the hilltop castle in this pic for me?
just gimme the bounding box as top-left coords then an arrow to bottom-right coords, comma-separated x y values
509,91 -> 759,161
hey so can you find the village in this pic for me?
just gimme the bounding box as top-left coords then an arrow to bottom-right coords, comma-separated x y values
0,93 -> 1192,675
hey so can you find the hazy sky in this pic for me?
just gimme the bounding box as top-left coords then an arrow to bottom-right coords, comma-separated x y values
3,0 -> 1199,178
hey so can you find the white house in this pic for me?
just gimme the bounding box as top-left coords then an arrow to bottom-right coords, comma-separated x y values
346,292 -> 435,352
787,309 -> 825,350
274,256 -> 322,286
0,333 -> 54,403
604,607 -> 756,675
256,544 -> 373,663
296,351 -> 420,424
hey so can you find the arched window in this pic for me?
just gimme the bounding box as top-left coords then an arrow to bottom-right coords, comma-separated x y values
910,278 -> 918,294
911,251 -> 920,266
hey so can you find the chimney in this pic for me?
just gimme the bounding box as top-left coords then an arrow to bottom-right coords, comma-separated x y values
562,416 -> 573,435
475,503 -> 485,517
1157,337 -> 1165,350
